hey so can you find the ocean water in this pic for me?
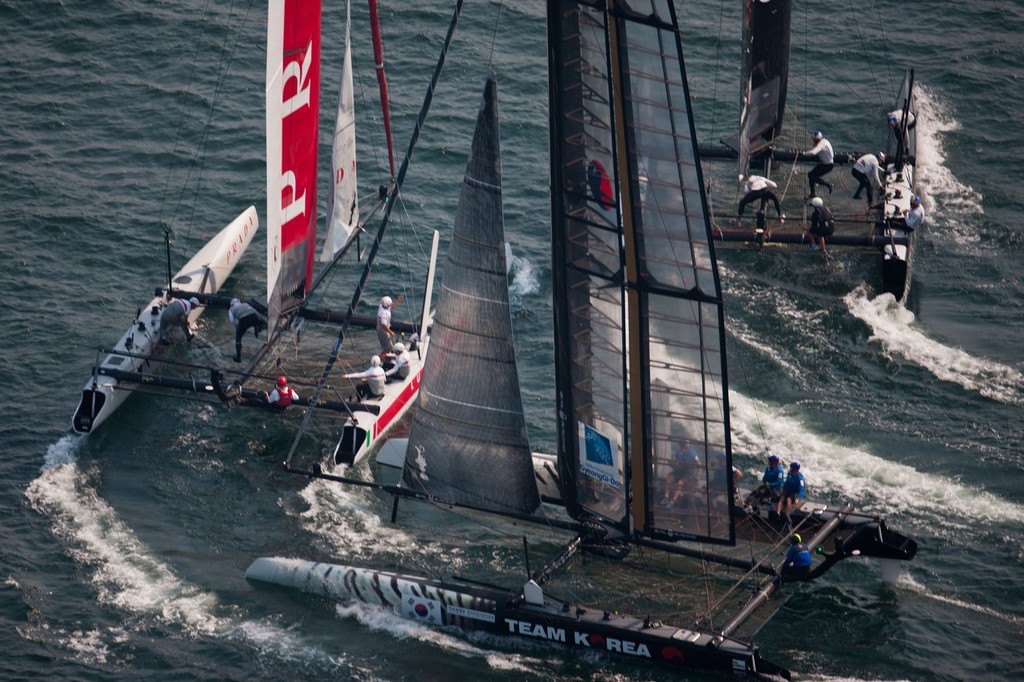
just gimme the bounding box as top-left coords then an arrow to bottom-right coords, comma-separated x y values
2,1 -> 1022,680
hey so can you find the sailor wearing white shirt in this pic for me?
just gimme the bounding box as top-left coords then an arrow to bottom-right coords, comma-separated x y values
904,195 -> 924,231
851,152 -> 885,206
737,175 -> 785,226
344,356 -> 386,399
264,375 -> 299,408
385,342 -> 411,381
888,110 -> 916,163
804,130 -> 835,197
159,296 -> 200,345
376,294 -> 404,353
887,109 -> 916,130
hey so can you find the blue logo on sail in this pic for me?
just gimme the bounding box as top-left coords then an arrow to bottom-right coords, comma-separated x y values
579,423 -> 622,489
584,425 -> 613,465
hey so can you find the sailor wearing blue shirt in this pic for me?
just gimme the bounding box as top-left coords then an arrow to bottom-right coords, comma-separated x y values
761,454 -> 785,494
783,533 -> 813,578
776,461 -> 806,518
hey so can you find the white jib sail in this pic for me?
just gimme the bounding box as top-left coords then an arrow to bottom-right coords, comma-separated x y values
320,0 -> 358,262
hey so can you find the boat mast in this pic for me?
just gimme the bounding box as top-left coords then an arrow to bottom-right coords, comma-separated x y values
282,0 -> 465,468
368,0 -> 396,179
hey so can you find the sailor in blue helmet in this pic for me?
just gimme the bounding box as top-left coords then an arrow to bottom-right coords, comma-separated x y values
904,194 -> 925,231
761,454 -> 786,496
776,460 -> 806,520
783,532 -> 813,578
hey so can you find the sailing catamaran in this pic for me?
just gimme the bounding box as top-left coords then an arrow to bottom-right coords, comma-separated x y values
703,0 -> 919,302
71,0 -> 439,464
249,2 -> 916,678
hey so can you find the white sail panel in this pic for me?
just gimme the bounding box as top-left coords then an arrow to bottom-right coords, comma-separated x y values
320,0 -> 359,262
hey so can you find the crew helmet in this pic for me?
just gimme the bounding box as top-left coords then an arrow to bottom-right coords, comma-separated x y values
810,196 -> 824,208
370,356 -> 382,367
791,533 -> 802,544
230,298 -> 240,307
876,151 -> 886,162
189,297 -> 201,307
276,376 -> 288,388
381,296 -> 393,308
393,342 -> 405,353
768,454 -> 780,463
911,194 -> 921,205
790,461 -> 801,470
811,130 -> 823,141
889,114 -> 899,125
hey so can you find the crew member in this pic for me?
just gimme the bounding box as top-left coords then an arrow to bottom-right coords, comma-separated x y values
904,194 -> 925,230
806,196 -> 835,255
737,174 -> 785,228
228,297 -> 267,363
776,461 -> 806,519
851,152 -> 885,206
761,454 -> 785,494
264,375 -> 298,408
804,130 -> 835,197
376,294 -> 404,354
783,533 -> 813,578
385,342 -> 412,381
159,296 -> 200,345
344,356 -> 386,399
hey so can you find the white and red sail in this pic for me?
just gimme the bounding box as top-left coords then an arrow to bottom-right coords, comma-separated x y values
266,0 -> 321,331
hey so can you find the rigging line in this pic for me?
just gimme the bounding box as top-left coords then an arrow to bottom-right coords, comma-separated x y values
485,2 -> 505,73
159,0 -> 215,226
180,0 -> 254,251
282,0 -> 465,469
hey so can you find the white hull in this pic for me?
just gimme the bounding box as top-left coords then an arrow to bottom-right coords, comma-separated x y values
72,207 -> 258,434
332,335 -> 430,468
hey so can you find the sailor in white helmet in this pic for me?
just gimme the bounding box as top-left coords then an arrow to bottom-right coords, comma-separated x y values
159,296 -> 201,346
804,130 -> 835,198
805,196 -> 835,255
385,342 -> 412,381
376,294 -> 405,353
344,355 -> 386,399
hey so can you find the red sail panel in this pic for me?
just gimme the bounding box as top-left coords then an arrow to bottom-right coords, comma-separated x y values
267,0 -> 321,322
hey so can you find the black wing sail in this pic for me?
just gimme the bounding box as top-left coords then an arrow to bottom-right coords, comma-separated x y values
738,0 -> 792,178
550,0 -> 733,544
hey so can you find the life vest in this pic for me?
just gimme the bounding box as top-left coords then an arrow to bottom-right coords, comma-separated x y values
270,387 -> 294,407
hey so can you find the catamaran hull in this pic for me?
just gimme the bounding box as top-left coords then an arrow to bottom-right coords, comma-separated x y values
246,557 -> 790,679
71,207 -> 258,434
878,159 -> 915,301
332,352 -> 426,468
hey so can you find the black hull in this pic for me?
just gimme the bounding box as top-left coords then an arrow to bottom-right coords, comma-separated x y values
246,558 -> 791,679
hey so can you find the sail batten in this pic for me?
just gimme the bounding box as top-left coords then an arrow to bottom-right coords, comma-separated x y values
402,77 -> 540,516
551,0 -> 733,545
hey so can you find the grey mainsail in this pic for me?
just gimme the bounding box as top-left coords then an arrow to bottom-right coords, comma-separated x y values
402,76 -> 540,516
